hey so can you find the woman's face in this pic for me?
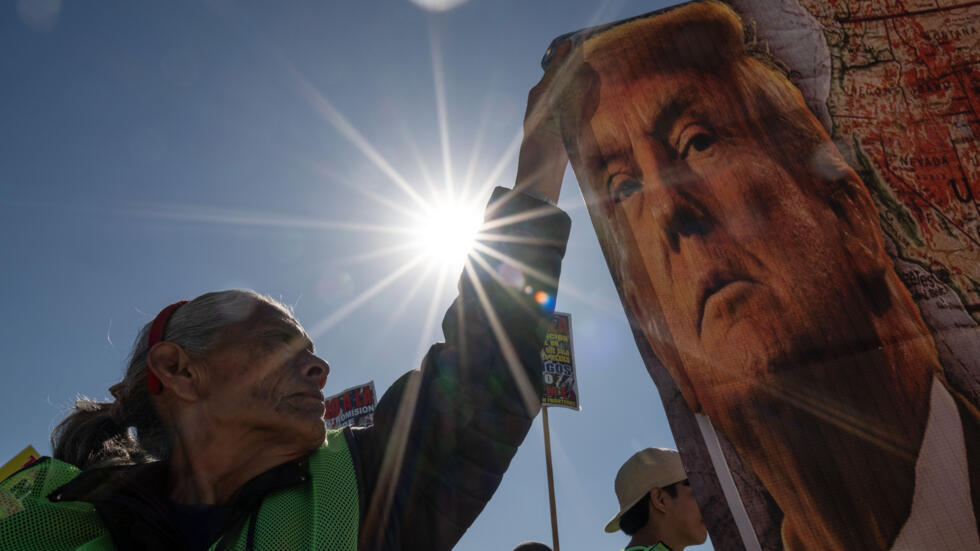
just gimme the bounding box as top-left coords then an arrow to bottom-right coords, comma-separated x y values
195,301 -> 330,451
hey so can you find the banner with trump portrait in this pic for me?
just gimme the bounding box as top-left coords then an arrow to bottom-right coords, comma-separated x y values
541,1 -> 980,549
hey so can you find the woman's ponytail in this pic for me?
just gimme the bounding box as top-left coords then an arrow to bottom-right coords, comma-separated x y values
51,398 -> 150,469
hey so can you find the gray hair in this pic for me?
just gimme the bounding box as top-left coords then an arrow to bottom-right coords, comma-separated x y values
52,289 -> 292,469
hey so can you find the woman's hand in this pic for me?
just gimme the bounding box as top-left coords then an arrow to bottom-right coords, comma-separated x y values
514,41 -> 571,204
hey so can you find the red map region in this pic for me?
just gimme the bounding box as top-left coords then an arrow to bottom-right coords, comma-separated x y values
798,0 -> 980,318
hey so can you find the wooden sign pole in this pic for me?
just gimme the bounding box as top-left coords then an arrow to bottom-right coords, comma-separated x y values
542,406 -> 560,551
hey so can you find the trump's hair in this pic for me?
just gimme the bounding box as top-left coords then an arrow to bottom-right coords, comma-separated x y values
574,0 -> 834,209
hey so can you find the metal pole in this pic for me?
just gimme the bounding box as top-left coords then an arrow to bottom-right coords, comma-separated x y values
542,406 -> 560,551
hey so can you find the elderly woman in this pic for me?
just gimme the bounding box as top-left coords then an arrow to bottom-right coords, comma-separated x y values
0,71 -> 571,550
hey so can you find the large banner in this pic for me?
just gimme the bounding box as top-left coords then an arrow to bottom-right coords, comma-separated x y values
324,381 -> 377,430
541,312 -> 580,410
543,1 -> 980,549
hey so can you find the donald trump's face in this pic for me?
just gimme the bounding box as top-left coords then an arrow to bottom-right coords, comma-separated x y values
563,16 -> 891,421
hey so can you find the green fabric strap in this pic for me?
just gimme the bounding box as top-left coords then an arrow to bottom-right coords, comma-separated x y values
623,543 -> 671,551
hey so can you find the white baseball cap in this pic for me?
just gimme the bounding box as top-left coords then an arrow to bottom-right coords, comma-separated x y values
604,448 -> 687,533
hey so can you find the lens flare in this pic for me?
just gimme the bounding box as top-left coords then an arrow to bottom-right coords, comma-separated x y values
414,198 -> 483,271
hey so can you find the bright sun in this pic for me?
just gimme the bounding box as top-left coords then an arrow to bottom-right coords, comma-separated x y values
413,197 -> 484,271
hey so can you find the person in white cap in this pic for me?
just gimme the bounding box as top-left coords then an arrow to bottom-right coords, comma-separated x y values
605,448 -> 707,551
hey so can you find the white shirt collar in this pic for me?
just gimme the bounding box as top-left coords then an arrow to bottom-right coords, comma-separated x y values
891,375 -> 978,550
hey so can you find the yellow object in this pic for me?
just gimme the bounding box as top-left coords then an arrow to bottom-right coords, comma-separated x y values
0,446 -> 40,483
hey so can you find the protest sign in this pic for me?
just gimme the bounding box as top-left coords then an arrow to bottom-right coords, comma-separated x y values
324,381 -> 377,429
541,312 -> 579,410
0,446 -> 39,483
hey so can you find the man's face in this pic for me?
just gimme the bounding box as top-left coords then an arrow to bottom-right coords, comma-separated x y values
662,481 -> 708,547
197,302 -> 330,450
570,52 -> 868,415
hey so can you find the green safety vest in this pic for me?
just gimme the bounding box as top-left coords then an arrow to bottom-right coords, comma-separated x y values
0,429 -> 359,551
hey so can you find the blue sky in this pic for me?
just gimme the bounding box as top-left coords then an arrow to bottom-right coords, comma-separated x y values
1,1 -> 713,549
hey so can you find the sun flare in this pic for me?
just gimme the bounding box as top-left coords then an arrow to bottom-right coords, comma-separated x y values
287,31 -> 544,340
412,196 -> 484,271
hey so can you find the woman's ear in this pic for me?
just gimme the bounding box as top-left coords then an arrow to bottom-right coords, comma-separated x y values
147,342 -> 201,402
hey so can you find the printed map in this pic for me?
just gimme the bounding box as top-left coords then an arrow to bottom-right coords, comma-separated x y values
796,0 -> 980,321
717,2 -> 980,547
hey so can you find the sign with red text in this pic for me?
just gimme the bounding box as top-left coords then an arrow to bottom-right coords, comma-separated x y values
541,312 -> 579,410
324,381 -> 377,429
0,446 -> 40,483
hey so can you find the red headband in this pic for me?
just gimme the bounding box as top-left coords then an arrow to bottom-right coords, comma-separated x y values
146,300 -> 188,394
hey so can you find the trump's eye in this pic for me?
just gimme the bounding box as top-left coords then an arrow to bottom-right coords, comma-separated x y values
677,124 -> 717,160
610,178 -> 643,204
